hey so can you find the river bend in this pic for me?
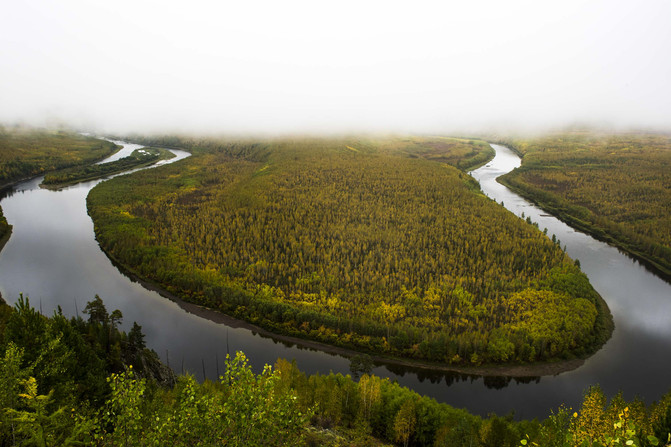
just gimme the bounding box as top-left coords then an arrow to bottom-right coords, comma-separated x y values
0,142 -> 670,419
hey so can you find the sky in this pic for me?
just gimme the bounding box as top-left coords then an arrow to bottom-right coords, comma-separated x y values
1,0 -> 670,135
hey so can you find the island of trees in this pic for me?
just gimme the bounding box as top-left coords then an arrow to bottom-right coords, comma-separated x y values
41,147 -> 174,188
497,131 -> 671,281
87,135 -> 612,367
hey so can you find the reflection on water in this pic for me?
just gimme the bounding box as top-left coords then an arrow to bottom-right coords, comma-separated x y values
0,142 -> 670,419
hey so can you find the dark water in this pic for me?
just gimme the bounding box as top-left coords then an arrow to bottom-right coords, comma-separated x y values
0,141 -> 670,420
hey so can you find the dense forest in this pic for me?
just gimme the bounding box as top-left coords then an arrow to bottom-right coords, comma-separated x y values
497,132 -> 671,280
0,296 -> 669,446
42,147 -> 173,188
0,127 -> 119,187
88,135 -> 612,366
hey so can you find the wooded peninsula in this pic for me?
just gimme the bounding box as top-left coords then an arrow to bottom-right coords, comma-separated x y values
0,127 -> 119,188
87,135 -> 612,366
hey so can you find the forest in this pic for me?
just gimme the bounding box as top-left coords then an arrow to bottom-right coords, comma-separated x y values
87,135 -> 612,366
0,295 -> 669,447
5,129 -> 668,444
497,132 -> 671,280
41,147 -> 174,188
0,127 -> 119,187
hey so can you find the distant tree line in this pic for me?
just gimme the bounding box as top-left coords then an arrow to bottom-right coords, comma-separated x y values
0,127 -> 118,186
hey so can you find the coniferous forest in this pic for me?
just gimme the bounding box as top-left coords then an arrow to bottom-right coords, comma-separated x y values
87,136 -> 612,366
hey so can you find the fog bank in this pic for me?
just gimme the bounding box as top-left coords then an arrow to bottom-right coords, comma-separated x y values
2,1 -> 670,135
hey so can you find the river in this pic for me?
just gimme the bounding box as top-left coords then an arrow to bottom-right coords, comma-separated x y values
0,141 -> 669,420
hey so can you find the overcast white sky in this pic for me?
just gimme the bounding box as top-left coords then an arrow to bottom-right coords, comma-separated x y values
1,0 -> 670,135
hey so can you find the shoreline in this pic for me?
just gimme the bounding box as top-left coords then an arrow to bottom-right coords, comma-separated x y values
86,139 -> 608,380
0,226 -> 12,254
497,175 -> 671,285
40,147 -> 175,190
101,244 -> 590,379
0,136 -> 606,379
492,140 -> 671,285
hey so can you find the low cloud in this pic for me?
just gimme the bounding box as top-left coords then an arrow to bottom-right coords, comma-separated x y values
2,1 -> 670,135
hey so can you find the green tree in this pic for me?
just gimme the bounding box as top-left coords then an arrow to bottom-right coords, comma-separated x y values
219,351 -> 310,446
0,343 -> 30,445
651,391 -> 671,445
127,322 -> 145,352
83,295 -> 108,325
7,376 -> 93,447
394,398 -> 417,447
573,386 -> 608,445
96,366 -> 145,447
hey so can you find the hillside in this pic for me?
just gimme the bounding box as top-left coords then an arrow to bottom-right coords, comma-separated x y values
0,296 -> 668,446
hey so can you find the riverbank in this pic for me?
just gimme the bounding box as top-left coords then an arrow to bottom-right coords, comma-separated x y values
0,133 -> 123,247
99,238 -> 603,379
497,174 -> 671,284
0,225 -> 11,254
493,133 -> 671,285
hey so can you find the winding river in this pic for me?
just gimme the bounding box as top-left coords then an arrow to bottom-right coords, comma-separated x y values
0,141 -> 670,420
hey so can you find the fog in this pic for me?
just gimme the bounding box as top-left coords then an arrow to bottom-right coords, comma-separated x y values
1,0 -> 670,135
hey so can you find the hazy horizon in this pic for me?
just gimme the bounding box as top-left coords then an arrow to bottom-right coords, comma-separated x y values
2,1 -> 670,136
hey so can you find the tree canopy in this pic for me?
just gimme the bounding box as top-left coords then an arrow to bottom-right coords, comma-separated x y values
88,135 -> 611,365
498,131 -> 671,280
